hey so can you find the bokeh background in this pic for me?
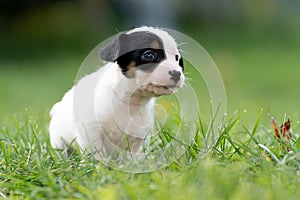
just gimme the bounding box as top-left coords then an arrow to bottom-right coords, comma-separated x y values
1,0 -> 300,124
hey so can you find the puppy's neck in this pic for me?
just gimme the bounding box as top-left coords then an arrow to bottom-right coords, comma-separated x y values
113,77 -> 153,108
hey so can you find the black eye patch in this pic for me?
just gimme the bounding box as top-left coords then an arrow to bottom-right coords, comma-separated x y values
136,48 -> 165,67
115,48 -> 166,75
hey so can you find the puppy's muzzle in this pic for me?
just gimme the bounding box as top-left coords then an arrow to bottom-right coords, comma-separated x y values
169,70 -> 182,84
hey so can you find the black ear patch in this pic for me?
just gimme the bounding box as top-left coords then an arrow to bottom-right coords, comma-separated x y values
100,33 -> 132,62
100,34 -> 121,62
179,57 -> 184,72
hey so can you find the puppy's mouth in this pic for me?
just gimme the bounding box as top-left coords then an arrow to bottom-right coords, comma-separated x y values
140,83 -> 179,97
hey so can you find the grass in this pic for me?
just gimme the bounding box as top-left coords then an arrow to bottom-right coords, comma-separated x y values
0,55 -> 80,117
1,108 -> 300,199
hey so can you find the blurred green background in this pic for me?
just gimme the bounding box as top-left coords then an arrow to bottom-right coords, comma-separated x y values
1,0 -> 300,124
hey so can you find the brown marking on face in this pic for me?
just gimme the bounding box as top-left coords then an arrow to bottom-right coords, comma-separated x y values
150,41 -> 160,49
126,61 -> 136,78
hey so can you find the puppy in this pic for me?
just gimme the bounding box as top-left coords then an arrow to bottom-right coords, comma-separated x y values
49,26 -> 185,156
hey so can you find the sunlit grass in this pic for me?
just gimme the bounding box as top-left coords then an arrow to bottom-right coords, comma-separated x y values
1,109 -> 300,199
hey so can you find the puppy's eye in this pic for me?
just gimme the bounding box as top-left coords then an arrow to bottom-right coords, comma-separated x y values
141,50 -> 157,62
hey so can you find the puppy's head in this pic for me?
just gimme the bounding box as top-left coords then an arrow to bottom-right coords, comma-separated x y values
100,27 -> 185,97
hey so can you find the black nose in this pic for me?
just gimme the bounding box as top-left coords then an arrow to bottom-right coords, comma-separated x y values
169,70 -> 181,84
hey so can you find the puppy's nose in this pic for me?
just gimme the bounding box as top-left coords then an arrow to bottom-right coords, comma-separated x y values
169,70 -> 181,84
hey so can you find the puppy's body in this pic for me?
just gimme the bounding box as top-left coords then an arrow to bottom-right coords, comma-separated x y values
49,27 -> 184,155
50,63 -> 154,152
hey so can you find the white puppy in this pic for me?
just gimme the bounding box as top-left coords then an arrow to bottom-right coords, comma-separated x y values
49,27 -> 185,156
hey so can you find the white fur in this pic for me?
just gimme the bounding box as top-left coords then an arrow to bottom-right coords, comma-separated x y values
49,27 -> 184,155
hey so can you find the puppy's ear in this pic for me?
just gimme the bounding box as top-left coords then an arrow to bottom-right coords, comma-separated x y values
100,33 -> 127,62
